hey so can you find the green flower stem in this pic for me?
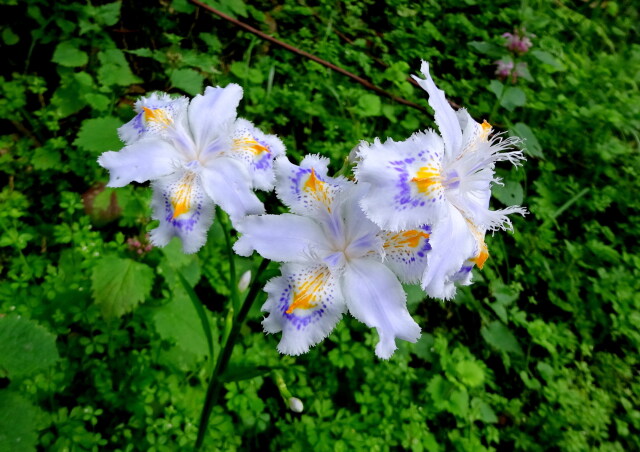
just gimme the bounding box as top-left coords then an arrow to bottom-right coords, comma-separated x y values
195,257 -> 270,450
216,208 -> 240,310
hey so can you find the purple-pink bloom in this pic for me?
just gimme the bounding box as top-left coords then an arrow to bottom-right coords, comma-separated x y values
502,28 -> 533,54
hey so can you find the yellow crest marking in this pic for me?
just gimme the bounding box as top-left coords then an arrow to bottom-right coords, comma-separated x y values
233,136 -> 269,156
411,166 -> 442,194
286,269 -> 329,314
142,107 -> 172,126
170,173 -> 196,220
384,230 -> 430,249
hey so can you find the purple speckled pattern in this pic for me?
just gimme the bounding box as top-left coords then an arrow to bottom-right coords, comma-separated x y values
131,112 -> 145,134
389,148 -> 444,211
253,138 -> 272,170
277,269 -> 334,331
161,184 -> 204,232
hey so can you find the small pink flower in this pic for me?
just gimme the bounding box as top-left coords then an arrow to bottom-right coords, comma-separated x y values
495,59 -> 514,79
502,28 -> 533,54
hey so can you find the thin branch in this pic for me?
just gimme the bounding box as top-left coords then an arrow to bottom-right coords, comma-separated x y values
189,0 -> 428,113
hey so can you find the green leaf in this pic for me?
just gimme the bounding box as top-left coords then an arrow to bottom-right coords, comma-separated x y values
357,94 -> 382,117
481,321 -> 524,356
0,391 -> 41,452
500,87 -> 526,111
97,49 -> 142,87
170,68 -> 204,96
488,80 -> 503,99
94,2 -> 121,26
0,315 -> 59,379
511,122 -> 544,158
455,361 -> 485,387
74,117 -> 123,154
1,28 -> 19,46
221,364 -> 274,382
52,41 -> 88,67
468,41 -> 502,57
531,49 -> 565,71
492,180 -> 524,206
91,256 -> 154,319
153,288 -> 212,358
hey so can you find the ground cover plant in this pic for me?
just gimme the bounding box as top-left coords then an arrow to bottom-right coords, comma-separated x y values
1,0 -> 639,451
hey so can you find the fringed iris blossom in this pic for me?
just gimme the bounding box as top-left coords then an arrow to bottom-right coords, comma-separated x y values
234,155 -> 425,359
98,84 -> 284,253
355,61 -> 526,299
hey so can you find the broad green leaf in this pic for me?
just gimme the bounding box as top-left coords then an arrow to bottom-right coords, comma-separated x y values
0,315 -> 59,379
98,48 -> 142,87
472,398 -> 498,424
492,180 -> 524,206
52,41 -> 88,67
0,391 -> 41,452
94,1 -> 121,26
91,256 -> 154,319
357,94 -> 382,117
500,87 -> 526,111
511,122 -> 544,158
74,117 -> 123,153
170,68 -> 204,96
481,321 -> 524,356
153,289 -> 211,358
221,364 -> 274,382
488,80 -> 503,99
2,28 -> 19,46
468,41 -> 502,57
531,49 -> 565,71
455,361 -> 485,387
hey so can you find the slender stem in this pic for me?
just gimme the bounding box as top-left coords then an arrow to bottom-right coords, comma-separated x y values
216,208 -> 239,309
189,0 -> 428,113
195,258 -> 270,450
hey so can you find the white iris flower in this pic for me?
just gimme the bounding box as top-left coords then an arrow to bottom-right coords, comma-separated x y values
98,84 -> 284,253
355,61 -> 527,299
234,155 -> 426,359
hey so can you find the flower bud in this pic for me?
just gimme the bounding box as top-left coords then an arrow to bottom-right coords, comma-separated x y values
288,397 -> 304,413
238,270 -> 252,292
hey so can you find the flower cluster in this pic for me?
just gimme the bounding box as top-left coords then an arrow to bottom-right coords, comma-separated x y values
502,28 -> 533,55
495,27 -> 534,83
99,61 -> 526,359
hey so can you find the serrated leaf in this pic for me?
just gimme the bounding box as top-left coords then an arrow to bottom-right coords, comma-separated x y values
74,117 -> 123,153
98,49 -> 141,87
52,41 -> 88,67
481,321 -> 524,356
170,68 -> 204,96
0,315 -> 59,379
94,2 -> 121,26
500,87 -> 526,111
91,256 -> 154,318
455,361 -> 485,387
0,391 -> 41,452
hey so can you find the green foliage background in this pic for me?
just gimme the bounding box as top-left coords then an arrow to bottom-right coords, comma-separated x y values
1,0 -> 639,450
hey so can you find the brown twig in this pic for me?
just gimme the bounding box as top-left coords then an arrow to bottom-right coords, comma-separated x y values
189,0 -> 428,113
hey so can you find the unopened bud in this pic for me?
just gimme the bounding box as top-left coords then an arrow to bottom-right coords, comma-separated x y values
288,397 -> 304,413
238,270 -> 252,292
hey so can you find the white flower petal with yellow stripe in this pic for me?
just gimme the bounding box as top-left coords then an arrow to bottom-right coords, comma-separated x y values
379,225 -> 432,285
236,157 -> 421,359
262,263 -> 346,356
98,84 -> 284,253
355,61 -> 527,299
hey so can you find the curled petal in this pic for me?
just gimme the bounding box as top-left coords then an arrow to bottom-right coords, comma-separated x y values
275,155 -> 348,216
188,84 -> 243,152
200,157 -> 264,223
228,118 -> 285,191
262,263 -> 346,356
118,93 -> 189,145
380,225 -> 431,284
355,132 -> 448,231
98,138 -> 183,187
149,170 -> 215,254
421,206 -> 476,300
412,60 -> 462,159
342,259 -> 421,359
234,214 -> 330,262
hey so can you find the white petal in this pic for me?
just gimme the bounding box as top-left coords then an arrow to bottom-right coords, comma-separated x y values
98,138 -> 183,187
149,170 -> 215,254
188,84 -> 243,151
233,214 -> 330,262
379,225 -> 432,284
200,157 -> 264,223
421,206 -> 476,300
342,259 -> 421,359
118,92 -> 190,145
275,155 -> 348,216
355,132 -> 448,231
412,61 -> 462,158
227,118 -> 285,191
262,263 -> 346,356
